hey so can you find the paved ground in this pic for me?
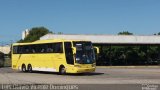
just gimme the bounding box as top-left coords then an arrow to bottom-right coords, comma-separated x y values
0,67 -> 160,90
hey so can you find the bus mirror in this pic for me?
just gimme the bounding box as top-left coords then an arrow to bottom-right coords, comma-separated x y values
93,47 -> 99,54
72,47 -> 76,54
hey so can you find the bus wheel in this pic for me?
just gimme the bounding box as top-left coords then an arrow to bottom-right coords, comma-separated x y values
28,64 -> 32,73
59,66 -> 66,75
22,64 -> 26,72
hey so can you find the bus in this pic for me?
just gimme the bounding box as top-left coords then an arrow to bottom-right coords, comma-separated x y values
12,39 -> 97,74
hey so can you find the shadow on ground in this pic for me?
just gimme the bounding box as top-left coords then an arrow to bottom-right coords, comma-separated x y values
21,71 -> 104,76
0,67 -> 104,76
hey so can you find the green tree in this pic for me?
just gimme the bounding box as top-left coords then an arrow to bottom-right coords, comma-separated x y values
153,32 -> 160,35
57,32 -> 63,34
18,27 -> 52,43
118,31 -> 133,35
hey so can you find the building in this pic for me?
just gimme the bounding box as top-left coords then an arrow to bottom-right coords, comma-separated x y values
40,34 -> 160,66
0,45 -> 10,54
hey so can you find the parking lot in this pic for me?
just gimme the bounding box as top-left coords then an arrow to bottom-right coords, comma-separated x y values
0,67 -> 160,90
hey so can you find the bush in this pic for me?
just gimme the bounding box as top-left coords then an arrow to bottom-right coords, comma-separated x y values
0,52 -> 4,67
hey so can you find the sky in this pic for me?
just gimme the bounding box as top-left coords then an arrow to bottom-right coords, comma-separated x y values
0,0 -> 160,44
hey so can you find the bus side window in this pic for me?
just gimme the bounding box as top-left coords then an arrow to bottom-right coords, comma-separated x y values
18,46 -> 24,54
23,45 -> 31,54
35,45 -> 41,53
46,44 -> 53,53
13,46 -> 18,54
53,43 -> 63,53
32,49 -> 35,53
31,45 -> 36,53
41,49 -> 43,53
39,44 -> 46,53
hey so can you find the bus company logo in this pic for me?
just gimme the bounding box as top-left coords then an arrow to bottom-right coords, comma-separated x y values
142,84 -> 158,90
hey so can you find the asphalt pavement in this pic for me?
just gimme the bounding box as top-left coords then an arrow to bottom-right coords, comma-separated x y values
0,67 -> 160,90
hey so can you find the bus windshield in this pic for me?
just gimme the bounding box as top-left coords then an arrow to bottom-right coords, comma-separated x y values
73,42 -> 95,64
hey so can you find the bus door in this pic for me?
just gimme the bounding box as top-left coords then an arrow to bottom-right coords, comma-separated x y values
64,42 -> 74,65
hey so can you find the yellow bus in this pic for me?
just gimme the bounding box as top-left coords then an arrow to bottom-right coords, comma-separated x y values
12,39 -> 96,74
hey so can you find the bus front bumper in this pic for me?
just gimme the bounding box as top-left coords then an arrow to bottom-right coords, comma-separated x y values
66,67 -> 96,73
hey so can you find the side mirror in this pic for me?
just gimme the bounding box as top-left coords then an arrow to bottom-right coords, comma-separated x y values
93,46 -> 99,54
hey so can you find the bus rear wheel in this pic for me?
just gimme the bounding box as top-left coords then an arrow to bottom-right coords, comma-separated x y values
28,64 -> 32,73
21,64 -> 26,72
59,66 -> 66,75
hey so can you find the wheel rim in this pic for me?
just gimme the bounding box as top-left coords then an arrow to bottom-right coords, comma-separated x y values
22,65 -> 26,72
60,67 -> 66,74
28,65 -> 32,72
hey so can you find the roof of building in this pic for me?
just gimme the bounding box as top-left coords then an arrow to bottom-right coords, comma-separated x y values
40,34 -> 160,45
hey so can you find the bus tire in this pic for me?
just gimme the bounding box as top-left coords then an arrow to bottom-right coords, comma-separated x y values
28,64 -> 32,73
22,64 -> 26,72
59,66 -> 66,75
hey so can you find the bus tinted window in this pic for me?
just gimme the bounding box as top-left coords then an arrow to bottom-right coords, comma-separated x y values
18,46 -> 24,54
31,45 -> 36,53
53,43 -> 63,53
12,42 -> 63,54
23,45 -> 30,53
46,44 -> 54,53
13,46 -> 18,54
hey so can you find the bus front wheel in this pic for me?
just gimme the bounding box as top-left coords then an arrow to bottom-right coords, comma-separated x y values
59,66 -> 66,75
